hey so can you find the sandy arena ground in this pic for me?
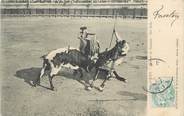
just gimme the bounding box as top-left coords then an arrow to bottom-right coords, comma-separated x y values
1,17 -> 147,116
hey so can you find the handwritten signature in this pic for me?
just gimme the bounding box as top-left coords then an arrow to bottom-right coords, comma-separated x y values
153,5 -> 179,27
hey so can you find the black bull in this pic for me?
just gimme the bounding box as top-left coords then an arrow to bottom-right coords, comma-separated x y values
35,40 -> 127,91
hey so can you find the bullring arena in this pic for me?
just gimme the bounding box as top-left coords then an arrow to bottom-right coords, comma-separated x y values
1,1 -> 147,116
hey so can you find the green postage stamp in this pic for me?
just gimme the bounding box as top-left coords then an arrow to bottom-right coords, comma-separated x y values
149,77 -> 175,107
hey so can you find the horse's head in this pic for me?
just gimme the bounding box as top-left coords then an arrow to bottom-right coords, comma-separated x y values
115,40 -> 126,55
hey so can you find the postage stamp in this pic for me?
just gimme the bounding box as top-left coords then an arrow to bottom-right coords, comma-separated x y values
149,77 -> 175,107
147,58 -> 176,108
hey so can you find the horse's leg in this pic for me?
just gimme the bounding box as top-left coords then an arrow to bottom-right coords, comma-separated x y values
49,69 -> 57,91
87,68 -> 99,90
48,64 -> 61,91
49,75 -> 54,90
91,69 -> 99,87
113,70 -> 127,83
78,68 -> 83,78
107,69 -> 114,80
99,70 -> 109,91
34,61 -> 46,86
107,61 -> 115,80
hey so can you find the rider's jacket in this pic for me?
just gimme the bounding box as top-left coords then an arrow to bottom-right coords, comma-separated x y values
78,30 -> 98,57
78,30 -> 88,54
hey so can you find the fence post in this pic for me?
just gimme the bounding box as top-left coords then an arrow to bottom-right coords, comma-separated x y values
55,8 -> 57,17
99,9 -> 101,17
80,9 -> 82,17
133,8 -> 136,19
87,8 -> 88,17
106,9 -> 109,17
68,8 -> 69,17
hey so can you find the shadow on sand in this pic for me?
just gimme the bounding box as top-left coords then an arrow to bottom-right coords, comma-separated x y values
15,67 -> 41,87
88,91 -> 147,102
15,67 -> 105,90
15,67 -> 86,89
117,91 -> 147,101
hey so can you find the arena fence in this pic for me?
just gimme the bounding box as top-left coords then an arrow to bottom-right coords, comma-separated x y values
1,3 -> 147,18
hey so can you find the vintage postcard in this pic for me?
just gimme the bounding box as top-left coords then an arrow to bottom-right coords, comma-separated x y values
0,0 -> 183,116
147,0 -> 184,116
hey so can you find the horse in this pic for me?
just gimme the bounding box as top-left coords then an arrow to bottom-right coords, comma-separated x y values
36,40 -> 126,91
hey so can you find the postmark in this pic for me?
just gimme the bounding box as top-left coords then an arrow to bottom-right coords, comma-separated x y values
145,58 -> 176,107
149,77 -> 175,107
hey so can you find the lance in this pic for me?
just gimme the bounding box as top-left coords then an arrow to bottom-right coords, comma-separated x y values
108,9 -> 118,49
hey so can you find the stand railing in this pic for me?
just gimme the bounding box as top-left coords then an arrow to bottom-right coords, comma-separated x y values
1,2 -> 147,18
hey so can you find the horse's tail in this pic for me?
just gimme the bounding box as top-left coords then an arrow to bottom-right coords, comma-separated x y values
39,58 -> 50,78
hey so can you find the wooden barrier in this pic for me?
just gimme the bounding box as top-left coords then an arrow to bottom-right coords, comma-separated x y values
1,8 -> 147,18
1,3 -> 147,18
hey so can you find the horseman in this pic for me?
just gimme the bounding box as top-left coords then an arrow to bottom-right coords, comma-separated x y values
78,26 -> 99,62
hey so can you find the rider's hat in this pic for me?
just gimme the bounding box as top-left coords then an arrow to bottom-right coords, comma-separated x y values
80,26 -> 87,30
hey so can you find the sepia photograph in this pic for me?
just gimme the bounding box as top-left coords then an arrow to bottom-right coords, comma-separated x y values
1,0 -> 147,116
